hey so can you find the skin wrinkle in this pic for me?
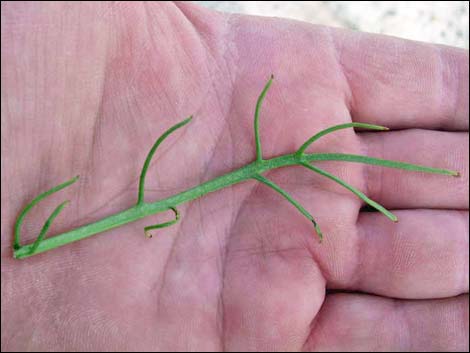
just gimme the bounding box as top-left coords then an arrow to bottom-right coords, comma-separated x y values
350,216 -> 373,293
344,210 -> 364,290
233,176 -> 327,350
438,45 -> 462,131
168,85 -> 232,349
328,27 -> 356,118
153,200 -> 222,350
143,8 -> 235,349
455,50 -> 469,128
214,66 -> 242,353
174,7 -> 236,178
222,179 -> 262,348
199,127 -> 235,350
141,5 -> 180,115
175,17 -> 241,350
158,8 -> 239,348
215,218 -> 228,351
436,44 -> 459,131
372,132 -> 386,208
395,298 -> 412,351
379,298 -> 402,349
171,3 -> 231,112
324,31 -> 367,281
80,62 -> 106,218
458,210 -> 469,292
301,288 -> 332,352
296,25 -> 367,291
436,45 -> 448,129
153,219 -> 182,317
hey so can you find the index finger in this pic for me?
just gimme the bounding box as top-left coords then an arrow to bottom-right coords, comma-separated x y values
334,29 -> 469,130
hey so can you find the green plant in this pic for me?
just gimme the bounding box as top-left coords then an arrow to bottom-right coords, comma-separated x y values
13,75 -> 459,259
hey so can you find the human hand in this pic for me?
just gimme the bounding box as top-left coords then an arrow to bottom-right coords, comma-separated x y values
1,2 -> 468,351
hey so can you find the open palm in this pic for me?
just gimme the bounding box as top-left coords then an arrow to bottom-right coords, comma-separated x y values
1,2 -> 468,351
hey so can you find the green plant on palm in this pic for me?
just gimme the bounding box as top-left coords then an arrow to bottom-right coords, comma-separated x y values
13,75 -> 459,259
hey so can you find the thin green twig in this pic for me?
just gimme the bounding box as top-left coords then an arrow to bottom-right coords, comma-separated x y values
308,153 -> 460,176
296,122 -> 389,157
254,75 -> 274,162
300,162 -> 397,222
29,200 -> 70,254
144,207 -> 180,238
137,116 -> 193,205
13,175 -> 79,250
253,174 -> 323,240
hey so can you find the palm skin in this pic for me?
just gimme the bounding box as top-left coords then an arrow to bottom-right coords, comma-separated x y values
1,2 -> 468,351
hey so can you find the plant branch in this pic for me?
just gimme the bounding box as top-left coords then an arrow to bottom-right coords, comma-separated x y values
308,153 -> 460,176
144,207 -> 180,238
296,122 -> 388,157
14,175 -> 79,250
254,74 -> 274,162
300,162 -> 397,222
13,149 -> 458,259
253,174 -> 323,240
137,116 -> 193,205
13,77 -> 459,259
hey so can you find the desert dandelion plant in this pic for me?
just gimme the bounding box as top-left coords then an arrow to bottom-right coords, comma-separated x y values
13,75 -> 460,259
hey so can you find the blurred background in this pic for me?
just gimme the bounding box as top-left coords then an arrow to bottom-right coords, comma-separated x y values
195,1 -> 469,49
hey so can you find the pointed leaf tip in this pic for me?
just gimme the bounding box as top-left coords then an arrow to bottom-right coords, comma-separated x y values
311,220 -> 323,242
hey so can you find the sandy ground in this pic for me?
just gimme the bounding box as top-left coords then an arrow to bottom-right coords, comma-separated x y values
195,1 -> 469,49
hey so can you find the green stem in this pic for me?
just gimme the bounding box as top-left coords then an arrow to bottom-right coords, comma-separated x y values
15,150 -> 457,258
13,77 -> 460,260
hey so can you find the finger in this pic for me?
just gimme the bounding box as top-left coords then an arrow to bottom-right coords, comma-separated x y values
334,29 -> 469,130
345,210 -> 468,299
359,129 -> 468,209
304,293 -> 469,352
